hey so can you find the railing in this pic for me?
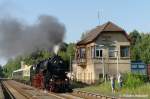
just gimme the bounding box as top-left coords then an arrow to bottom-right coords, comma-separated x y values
73,58 -> 103,65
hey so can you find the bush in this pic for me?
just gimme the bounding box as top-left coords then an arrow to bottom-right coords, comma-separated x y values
123,73 -> 147,89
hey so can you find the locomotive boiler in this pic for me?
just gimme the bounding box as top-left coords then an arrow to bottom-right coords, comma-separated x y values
31,54 -> 72,92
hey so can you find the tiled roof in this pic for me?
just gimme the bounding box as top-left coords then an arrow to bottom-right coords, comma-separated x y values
77,21 -> 129,45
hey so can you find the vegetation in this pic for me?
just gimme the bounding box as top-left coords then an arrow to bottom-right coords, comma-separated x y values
0,65 -> 4,77
123,73 -> 148,89
3,56 -> 22,77
129,30 -> 150,63
78,73 -> 150,98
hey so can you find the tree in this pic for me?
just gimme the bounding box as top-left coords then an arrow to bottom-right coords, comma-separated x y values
130,31 -> 150,64
58,43 -> 75,64
66,43 -> 75,58
129,30 -> 141,45
0,65 -> 4,77
129,30 -> 141,61
3,56 -> 22,77
137,34 -> 150,64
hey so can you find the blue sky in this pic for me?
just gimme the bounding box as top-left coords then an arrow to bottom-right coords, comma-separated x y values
0,0 -> 150,65
1,0 -> 150,43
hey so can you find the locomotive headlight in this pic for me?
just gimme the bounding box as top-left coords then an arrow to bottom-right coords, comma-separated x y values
65,78 -> 68,81
33,66 -> 36,70
50,79 -> 53,81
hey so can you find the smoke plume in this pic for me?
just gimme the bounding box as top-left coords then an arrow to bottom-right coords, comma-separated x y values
0,15 -> 66,59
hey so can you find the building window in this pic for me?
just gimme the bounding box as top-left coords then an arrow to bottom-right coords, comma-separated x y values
109,46 -> 116,57
80,47 -> 86,58
95,46 -> 103,58
120,46 -> 129,57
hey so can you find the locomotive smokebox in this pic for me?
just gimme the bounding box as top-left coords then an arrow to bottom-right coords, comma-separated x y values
47,54 -> 69,75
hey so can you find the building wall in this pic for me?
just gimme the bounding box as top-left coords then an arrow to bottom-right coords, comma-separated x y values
95,32 -> 130,60
73,61 -> 130,84
73,31 -> 131,84
72,62 -> 95,84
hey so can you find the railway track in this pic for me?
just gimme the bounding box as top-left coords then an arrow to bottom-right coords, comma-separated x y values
1,80 -> 118,99
1,80 -> 83,99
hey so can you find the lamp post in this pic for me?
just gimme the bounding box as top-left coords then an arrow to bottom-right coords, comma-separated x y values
70,55 -> 72,72
113,50 -> 119,76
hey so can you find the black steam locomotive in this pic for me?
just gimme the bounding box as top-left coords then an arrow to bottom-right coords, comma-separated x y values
31,54 -> 72,92
12,54 -> 72,92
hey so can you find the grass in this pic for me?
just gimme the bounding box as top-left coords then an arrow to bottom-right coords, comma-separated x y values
77,81 -> 150,98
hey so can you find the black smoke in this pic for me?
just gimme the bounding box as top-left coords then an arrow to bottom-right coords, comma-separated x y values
0,15 -> 66,59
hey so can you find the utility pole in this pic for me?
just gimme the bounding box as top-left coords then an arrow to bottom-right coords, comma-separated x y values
70,55 -> 72,72
102,56 -> 105,79
116,51 -> 119,77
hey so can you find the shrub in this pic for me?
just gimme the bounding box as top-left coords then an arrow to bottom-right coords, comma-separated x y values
123,73 -> 146,89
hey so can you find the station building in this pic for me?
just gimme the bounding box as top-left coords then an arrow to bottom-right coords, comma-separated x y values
72,21 -> 131,84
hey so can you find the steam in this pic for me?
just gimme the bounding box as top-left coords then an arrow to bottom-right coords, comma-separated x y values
53,45 -> 60,54
0,15 -> 66,59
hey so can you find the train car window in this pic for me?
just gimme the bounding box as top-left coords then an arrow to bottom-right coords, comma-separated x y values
138,64 -> 145,68
131,64 -> 137,69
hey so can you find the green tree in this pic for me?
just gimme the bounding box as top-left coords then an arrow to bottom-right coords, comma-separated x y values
137,34 -> 150,64
66,43 -> 75,58
130,31 -> 150,64
0,65 -> 4,77
129,30 -> 141,61
3,56 -> 22,77
129,30 -> 141,45
58,43 -> 75,64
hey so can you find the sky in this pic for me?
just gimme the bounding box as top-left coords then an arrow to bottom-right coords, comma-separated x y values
0,0 -> 150,65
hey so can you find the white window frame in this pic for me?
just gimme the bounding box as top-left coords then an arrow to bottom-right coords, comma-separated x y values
120,46 -> 129,57
95,46 -> 103,58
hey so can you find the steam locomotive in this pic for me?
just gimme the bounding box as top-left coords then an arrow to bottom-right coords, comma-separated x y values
13,54 -> 72,92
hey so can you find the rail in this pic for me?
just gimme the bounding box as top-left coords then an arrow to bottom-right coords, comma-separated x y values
1,81 -> 16,99
73,89 -> 117,99
2,81 -> 32,99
